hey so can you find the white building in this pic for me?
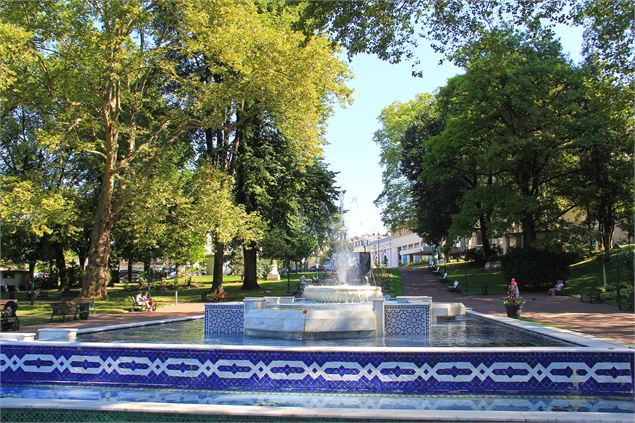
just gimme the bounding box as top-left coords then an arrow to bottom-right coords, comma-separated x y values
352,229 -> 437,268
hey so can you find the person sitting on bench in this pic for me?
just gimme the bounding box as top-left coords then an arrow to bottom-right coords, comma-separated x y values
548,279 -> 565,296
135,291 -> 153,311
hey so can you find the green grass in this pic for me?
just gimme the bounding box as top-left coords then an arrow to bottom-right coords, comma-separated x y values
439,245 -> 634,298
386,268 -> 404,296
443,261 -> 508,295
3,272 -> 322,327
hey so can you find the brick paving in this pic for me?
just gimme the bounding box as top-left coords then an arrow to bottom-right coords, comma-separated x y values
400,265 -> 635,346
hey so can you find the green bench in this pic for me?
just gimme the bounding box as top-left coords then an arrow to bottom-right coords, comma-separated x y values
50,300 -> 92,321
49,302 -> 74,321
580,288 -> 602,304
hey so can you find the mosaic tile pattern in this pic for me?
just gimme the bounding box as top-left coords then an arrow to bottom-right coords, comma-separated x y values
204,302 -> 430,338
384,304 -> 429,336
205,304 -> 244,335
1,343 -> 632,397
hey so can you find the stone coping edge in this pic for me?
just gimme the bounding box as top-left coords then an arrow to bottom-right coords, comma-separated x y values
468,310 -> 631,349
1,337 -> 632,354
1,398 -> 632,423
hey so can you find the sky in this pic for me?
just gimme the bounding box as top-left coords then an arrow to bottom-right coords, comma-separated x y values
324,26 -> 584,238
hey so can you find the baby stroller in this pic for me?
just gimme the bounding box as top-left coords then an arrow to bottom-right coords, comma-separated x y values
1,301 -> 20,331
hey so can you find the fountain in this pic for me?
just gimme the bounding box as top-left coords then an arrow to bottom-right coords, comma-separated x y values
230,195 -> 431,340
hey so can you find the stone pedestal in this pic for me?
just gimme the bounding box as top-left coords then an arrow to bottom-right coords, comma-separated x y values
0,332 -> 36,341
38,328 -> 77,341
266,260 -> 281,281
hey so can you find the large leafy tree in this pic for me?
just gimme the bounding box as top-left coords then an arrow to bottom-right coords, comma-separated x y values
297,0 -> 633,82
1,0 -> 349,299
184,1 -> 350,290
1,1 -> 206,299
569,62 -> 634,253
420,32 -> 585,247
373,94 -> 435,231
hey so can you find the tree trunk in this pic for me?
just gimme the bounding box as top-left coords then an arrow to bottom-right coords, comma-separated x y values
521,215 -> 537,247
211,240 -> 225,294
81,169 -> 116,299
127,255 -> 134,284
478,214 -> 492,258
242,246 -> 259,290
55,243 -> 69,292
79,253 -> 87,270
144,257 -> 151,282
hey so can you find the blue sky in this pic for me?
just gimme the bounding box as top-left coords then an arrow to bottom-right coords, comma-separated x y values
324,26 -> 584,237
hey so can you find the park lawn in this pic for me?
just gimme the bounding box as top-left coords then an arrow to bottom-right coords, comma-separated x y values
385,268 -> 404,296
565,246 -> 633,294
443,261 -> 508,295
11,272 -> 316,327
440,245 -> 633,299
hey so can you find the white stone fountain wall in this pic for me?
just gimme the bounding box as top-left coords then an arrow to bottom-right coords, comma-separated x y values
204,296 -> 431,337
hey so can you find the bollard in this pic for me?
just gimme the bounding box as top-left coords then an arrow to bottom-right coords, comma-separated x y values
175,290 -> 178,304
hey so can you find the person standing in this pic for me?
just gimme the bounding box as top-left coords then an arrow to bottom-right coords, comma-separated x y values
508,278 -> 520,299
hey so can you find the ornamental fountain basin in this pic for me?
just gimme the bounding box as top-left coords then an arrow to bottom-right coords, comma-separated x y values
302,285 -> 383,303
214,295 -> 432,340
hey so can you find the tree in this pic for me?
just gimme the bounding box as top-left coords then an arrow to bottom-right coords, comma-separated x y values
571,0 -> 634,84
429,32 -> 584,247
373,94 -> 435,231
183,1 -> 350,291
1,1 -> 209,298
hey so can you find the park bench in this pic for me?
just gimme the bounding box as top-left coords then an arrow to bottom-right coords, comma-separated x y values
618,292 -> 634,311
50,299 -> 93,321
50,302 -> 74,321
580,288 -> 602,304
448,280 -> 461,293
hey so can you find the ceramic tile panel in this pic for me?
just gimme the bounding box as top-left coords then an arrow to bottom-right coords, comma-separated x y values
384,303 -> 430,336
1,343 -> 632,397
204,304 -> 244,335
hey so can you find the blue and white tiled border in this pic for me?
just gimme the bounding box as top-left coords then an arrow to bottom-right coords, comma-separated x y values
1,341 -> 632,397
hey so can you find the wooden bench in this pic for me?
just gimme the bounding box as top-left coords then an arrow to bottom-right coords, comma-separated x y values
50,300 -> 93,321
580,288 -> 602,304
50,302 -> 74,321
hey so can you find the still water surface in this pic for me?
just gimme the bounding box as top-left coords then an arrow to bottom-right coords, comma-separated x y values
78,315 -> 574,347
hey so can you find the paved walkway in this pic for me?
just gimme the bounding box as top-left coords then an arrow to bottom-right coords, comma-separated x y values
400,266 -> 635,346
21,302 -> 205,333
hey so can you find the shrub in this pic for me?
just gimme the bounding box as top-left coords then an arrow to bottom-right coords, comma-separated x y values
501,247 -> 576,290
464,248 -> 486,267
464,246 -> 502,268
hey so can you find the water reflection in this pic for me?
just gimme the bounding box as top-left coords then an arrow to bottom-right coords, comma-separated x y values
78,315 -> 573,347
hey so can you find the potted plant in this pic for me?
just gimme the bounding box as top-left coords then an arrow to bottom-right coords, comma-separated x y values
504,295 -> 525,318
